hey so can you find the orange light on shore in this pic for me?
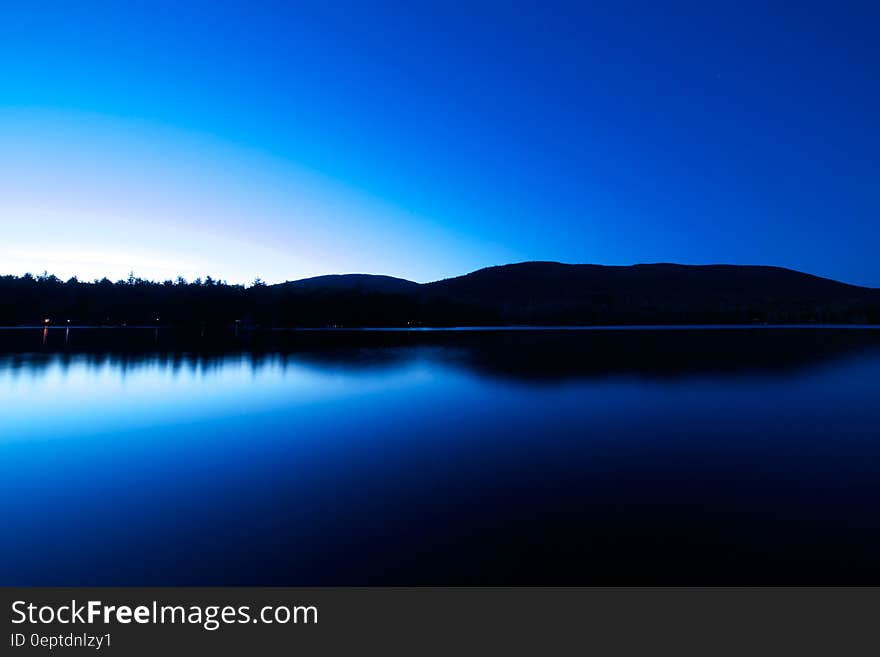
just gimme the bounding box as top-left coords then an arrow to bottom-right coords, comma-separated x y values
43,318 -> 51,325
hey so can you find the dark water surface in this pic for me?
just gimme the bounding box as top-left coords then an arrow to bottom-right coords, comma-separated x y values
2,327 -> 880,585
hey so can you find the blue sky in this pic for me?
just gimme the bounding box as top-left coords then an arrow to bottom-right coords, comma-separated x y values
1,1 -> 878,285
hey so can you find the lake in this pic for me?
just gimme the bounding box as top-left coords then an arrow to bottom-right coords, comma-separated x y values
2,327 -> 880,585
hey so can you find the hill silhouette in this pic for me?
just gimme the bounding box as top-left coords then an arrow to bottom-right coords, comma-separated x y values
275,273 -> 419,294
419,262 -> 879,324
1,262 -> 878,328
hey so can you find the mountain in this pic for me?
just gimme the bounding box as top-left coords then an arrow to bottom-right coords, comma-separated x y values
258,262 -> 879,326
418,262 -> 879,325
274,274 -> 419,294
1,262 -> 878,327
428,262 -> 871,298
256,273 -> 420,326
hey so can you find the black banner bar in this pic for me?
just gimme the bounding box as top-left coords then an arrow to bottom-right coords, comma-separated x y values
2,587 -> 878,655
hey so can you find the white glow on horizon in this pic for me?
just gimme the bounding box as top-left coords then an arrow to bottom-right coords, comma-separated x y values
0,109 -> 511,284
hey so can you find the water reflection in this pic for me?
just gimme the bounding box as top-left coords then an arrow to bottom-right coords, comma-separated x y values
2,328 -> 880,585
2,327 -> 880,381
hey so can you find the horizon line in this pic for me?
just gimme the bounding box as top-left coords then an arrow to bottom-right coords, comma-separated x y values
2,260 -> 878,290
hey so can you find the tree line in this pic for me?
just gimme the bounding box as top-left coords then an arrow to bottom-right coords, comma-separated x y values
2,267 -> 878,328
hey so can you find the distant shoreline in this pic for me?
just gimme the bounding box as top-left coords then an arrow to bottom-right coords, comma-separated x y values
3,324 -> 880,332
3,263 -> 879,327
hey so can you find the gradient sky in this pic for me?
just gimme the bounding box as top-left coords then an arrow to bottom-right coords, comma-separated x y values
1,1 -> 878,285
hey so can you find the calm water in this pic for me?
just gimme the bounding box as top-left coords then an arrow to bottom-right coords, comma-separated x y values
2,327 -> 880,585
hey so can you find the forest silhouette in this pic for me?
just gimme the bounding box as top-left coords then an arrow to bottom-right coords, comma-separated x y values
2,262 -> 878,328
